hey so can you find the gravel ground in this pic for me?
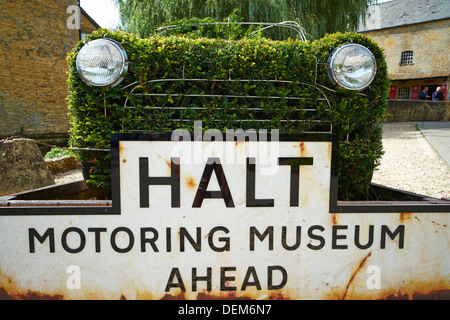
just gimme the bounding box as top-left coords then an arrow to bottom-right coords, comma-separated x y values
54,169 -> 83,184
54,122 -> 450,199
372,122 -> 450,199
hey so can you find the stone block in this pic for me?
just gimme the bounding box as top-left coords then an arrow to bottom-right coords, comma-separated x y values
45,154 -> 81,174
0,138 -> 55,196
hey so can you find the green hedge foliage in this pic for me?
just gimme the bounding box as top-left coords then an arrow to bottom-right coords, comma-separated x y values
67,28 -> 390,200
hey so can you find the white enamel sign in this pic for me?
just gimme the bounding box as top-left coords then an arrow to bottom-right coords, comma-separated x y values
0,136 -> 448,300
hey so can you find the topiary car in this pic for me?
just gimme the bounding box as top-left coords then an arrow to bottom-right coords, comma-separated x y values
66,21 -> 390,200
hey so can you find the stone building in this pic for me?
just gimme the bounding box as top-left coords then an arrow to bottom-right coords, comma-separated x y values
0,0 -> 99,144
359,0 -> 449,101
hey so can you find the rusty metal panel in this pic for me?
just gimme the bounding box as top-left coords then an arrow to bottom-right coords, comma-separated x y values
0,138 -> 449,300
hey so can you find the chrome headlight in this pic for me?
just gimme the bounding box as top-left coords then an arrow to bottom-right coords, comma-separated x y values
76,38 -> 129,87
327,43 -> 377,91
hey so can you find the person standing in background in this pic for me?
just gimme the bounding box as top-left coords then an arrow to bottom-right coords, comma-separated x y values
432,87 -> 444,101
419,86 -> 430,100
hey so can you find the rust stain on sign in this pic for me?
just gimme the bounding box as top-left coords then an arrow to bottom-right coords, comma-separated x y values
399,212 -> 412,223
2,282 -> 449,300
341,251 -> 372,300
0,272 -> 62,300
331,214 -> 339,225
0,287 -> 63,300
157,154 -> 171,169
299,142 -> 305,156
184,176 -> 197,190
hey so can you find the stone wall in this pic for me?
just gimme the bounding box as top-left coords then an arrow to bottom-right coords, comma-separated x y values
0,1 -> 98,144
361,19 -> 450,80
0,0 -> 78,138
385,100 -> 450,122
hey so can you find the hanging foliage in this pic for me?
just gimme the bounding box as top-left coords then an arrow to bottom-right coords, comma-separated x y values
113,0 -> 378,40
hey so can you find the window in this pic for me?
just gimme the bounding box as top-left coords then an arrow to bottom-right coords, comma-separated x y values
397,86 -> 410,99
400,51 -> 413,65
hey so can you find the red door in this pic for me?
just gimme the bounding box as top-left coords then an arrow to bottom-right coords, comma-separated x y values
440,84 -> 447,101
389,85 -> 397,100
411,85 -> 419,100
